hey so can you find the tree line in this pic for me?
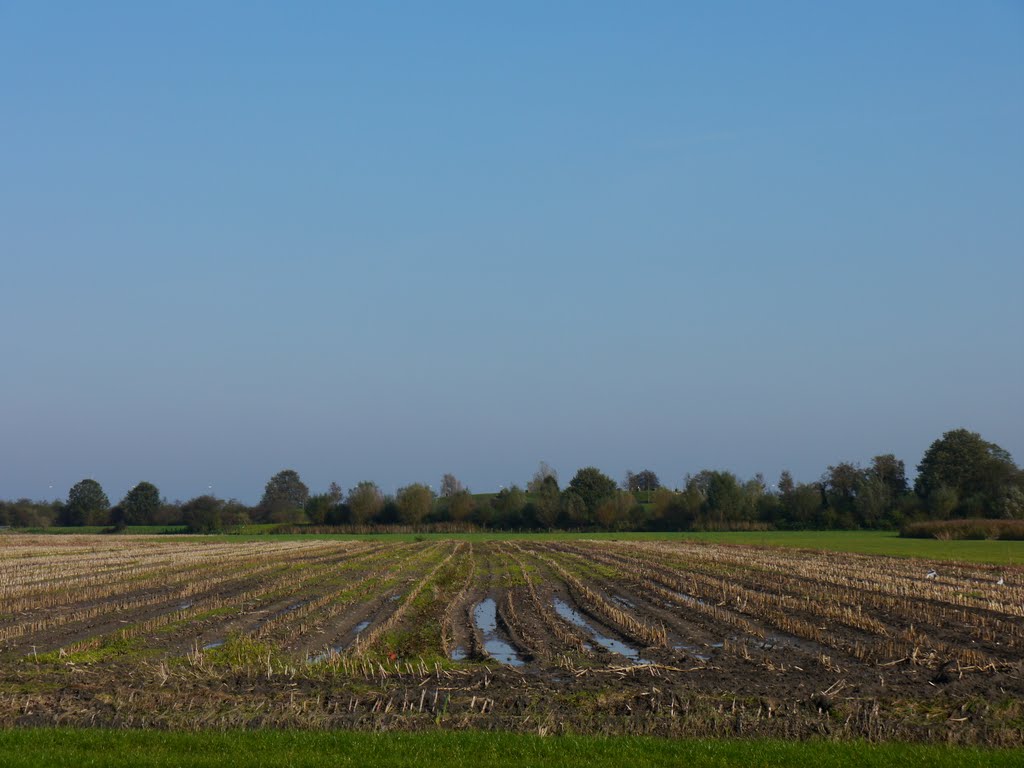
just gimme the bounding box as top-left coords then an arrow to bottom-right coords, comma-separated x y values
2,428 -> 1021,533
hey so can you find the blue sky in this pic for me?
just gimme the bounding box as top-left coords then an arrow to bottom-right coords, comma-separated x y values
2,1 -> 1022,503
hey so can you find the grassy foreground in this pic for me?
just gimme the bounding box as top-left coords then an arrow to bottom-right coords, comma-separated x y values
0,730 -> 1020,768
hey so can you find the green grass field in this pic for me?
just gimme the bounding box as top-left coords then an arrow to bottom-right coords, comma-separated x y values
0,730 -> 1019,768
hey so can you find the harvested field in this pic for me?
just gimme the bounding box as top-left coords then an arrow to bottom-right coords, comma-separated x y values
1,535 -> 1022,744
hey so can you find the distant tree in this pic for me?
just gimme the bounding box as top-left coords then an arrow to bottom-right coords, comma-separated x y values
789,483 -> 824,528
440,473 -> 464,497
822,462 -> 864,526
62,479 -> 110,526
447,489 -> 476,523
595,491 -> 639,530
649,487 -> 677,524
528,462 -> 559,494
777,470 -> 795,497
153,501 -> 184,526
560,490 -> 588,527
182,495 -> 224,533
260,470 -> 310,520
994,486 -> 1024,519
108,504 -> 128,532
346,482 -> 384,525
684,470 -> 715,497
377,495 -> 402,525
304,493 -> 336,525
0,499 -> 60,528
703,471 -> 746,527
625,469 -> 660,494
853,474 -> 890,529
567,467 -> 618,518
221,499 -> 251,529
396,483 -> 434,525
756,490 -> 783,528
533,476 -> 562,529
916,429 -> 1017,515
119,482 -> 161,526
327,482 -> 343,505
927,485 -> 959,520
869,454 -> 908,498
491,486 -> 527,528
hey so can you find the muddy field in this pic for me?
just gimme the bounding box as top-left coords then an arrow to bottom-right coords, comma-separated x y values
0,535 -> 1022,744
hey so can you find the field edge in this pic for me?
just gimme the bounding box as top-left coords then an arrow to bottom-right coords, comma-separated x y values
0,728 -> 1022,768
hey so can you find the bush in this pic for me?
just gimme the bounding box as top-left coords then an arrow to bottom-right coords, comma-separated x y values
900,518 -> 1024,541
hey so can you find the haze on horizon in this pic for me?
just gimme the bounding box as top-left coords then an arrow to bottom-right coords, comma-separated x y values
2,2 -> 1021,505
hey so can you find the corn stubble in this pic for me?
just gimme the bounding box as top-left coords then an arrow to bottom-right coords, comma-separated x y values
0,534 -> 1021,744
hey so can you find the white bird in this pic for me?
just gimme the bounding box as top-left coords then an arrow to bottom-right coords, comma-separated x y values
997,576 -> 1005,586
926,570 -> 938,580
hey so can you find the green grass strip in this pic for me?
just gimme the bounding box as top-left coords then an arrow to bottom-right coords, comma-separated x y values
0,730 -> 1020,768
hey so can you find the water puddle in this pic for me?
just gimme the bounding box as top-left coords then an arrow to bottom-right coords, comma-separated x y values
353,619 -> 371,635
611,595 -> 635,610
472,598 -> 526,667
553,598 -> 652,665
451,646 -> 468,661
673,642 -> 711,662
202,640 -> 224,650
178,601 -> 193,611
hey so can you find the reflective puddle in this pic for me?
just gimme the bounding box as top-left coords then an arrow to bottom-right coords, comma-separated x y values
473,598 -> 526,666
552,597 -> 652,665
673,642 -> 711,661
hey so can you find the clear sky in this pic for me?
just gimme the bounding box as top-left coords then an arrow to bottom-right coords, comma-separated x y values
2,1 -> 1022,504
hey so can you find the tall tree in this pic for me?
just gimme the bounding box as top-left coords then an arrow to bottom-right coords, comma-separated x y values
869,454 -> 907,498
304,493 -> 335,525
440,473 -> 464,497
777,470 -> 795,497
119,482 -> 161,525
447,489 -> 476,523
346,482 -> 384,525
790,483 -> 824,528
327,482 -> 343,505
822,462 -> 864,523
567,467 -> 618,518
396,483 -> 434,525
532,475 -> 561,528
62,479 -> 110,526
491,486 -> 527,527
595,491 -> 638,530
625,469 -> 661,493
527,461 -> 559,493
703,471 -> 747,525
916,429 -> 1017,515
260,470 -> 310,519
181,495 -> 223,533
